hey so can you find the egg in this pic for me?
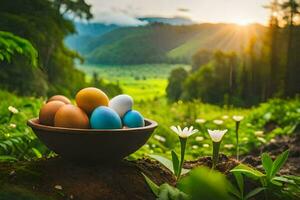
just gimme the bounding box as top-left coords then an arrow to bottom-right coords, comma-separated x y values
75,87 -> 109,114
109,94 -> 133,117
90,106 -> 122,129
39,100 -> 65,126
54,105 -> 89,129
123,110 -> 145,128
47,95 -> 71,104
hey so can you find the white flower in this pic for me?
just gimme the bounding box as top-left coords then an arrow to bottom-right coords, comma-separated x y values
254,131 -> 264,137
224,144 -> 234,149
154,134 -> 166,143
232,115 -> 244,122
9,123 -> 16,128
203,144 -> 210,148
170,125 -> 198,138
8,106 -> 19,114
213,119 -> 224,125
192,145 -> 199,149
195,118 -> 206,124
54,185 -> 63,190
208,129 -> 228,142
270,139 -> 276,143
222,115 -> 229,120
258,137 -> 266,143
195,136 -> 204,142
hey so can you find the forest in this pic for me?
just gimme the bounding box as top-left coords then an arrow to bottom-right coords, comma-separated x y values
0,0 -> 300,200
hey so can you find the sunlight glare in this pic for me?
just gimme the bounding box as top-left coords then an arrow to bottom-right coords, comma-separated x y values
234,19 -> 252,26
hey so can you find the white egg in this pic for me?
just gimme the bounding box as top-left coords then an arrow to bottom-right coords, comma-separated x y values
109,94 -> 133,117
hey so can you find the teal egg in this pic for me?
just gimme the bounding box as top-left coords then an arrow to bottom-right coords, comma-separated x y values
90,106 -> 122,129
123,110 -> 145,128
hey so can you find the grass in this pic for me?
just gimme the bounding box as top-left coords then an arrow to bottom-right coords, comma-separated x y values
0,64 -> 299,163
77,64 -> 190,101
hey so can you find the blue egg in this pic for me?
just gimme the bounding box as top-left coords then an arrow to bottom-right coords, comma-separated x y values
123,110 -> 145,128
90,106 -> 122,129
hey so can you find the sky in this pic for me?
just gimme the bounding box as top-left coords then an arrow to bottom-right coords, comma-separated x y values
85,0 -> 271,26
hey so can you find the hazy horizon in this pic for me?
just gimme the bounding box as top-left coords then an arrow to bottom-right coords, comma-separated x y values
85,0 -> 270,26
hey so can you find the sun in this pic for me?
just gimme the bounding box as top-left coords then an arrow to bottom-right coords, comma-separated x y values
234,19 -> 252,26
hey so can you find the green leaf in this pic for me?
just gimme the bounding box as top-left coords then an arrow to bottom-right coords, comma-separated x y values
270,150 -> 289,178
149,154 -> 174,174
142,173 -> 160,197
227,181 -> 241,199
233,172 -> 244,196
0,155 -> 18,162
32,147 -> 42,158
261,153 -> 273,177
171,150 -> 180,176
245,187 -> 265,200
230,164 -> 265,180
158,183 -> 189,200
283,175 -> 300,184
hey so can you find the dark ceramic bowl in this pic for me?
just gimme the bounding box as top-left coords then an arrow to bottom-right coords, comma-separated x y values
27,118 -> 157,163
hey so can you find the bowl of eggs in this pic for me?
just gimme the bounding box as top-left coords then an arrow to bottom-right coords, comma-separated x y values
27,87 -> 158,163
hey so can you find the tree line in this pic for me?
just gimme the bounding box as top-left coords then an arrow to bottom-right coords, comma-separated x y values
167,0 -> 300,106
0,0 -> 121,97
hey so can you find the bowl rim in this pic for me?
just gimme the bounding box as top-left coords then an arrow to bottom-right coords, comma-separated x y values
27,118 -> 158,134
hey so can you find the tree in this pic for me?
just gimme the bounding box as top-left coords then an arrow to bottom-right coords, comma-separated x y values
191,49 -> 213,72
166,67 -> 188,102
0,0 -> 92,96
281,0 -> 300,96
0,31 -> 37,66
264,0 -> 282,97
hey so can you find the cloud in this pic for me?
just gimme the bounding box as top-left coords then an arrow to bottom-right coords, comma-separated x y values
93,12 -> 148,26
177,8 -> 190,12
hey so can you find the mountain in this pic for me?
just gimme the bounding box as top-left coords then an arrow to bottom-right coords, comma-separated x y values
79,23 -> 266,65
65,22 -> 118,51
139,17 -> 195,25
65,20 -> 266,65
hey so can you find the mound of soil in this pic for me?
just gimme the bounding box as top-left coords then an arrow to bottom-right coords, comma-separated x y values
0,133 -> 298,200
242,133 -> 300,175
0,155 -> 240,200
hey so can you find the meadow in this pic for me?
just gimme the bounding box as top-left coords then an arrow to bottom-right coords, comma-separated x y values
77,64 -> 190,101
1,64 -> 299,163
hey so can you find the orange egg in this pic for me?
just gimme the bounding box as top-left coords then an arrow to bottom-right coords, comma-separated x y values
47,95 -> 71,104
54,105 -> 89,129
75,87 -> 109,114
39,101 -> 65,126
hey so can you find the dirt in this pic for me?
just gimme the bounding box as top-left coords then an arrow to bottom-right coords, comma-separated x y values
0,133 -> 299,200
242,133 -> 300,175
0,158 -> 175,200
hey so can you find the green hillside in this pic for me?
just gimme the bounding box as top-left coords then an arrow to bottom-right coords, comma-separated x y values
167,23 -> 266,61
83,23 -> 266,65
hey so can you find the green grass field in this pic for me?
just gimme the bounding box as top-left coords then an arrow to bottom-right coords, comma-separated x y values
77,64 -> 190,101
0,64 -> 299,163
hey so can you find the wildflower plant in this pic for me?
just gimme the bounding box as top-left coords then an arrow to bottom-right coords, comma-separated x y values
208,129 -> 227,169
232,115 -> 244,160
170,126 -> 198,180
230,150 -> 300,199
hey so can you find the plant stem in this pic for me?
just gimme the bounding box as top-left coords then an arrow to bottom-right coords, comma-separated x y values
235,122 -> 240,161
212,142 -> 220,169
177,138 -> 187,180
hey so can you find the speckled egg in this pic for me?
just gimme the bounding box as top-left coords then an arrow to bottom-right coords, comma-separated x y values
39,100 -> 65,126
54,105 -> 89,129
109,94 -> 133,117
47,95 -> 71,104
90,106 -> 122,129
75,87 -> 109,114
123,110 -> 145,128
